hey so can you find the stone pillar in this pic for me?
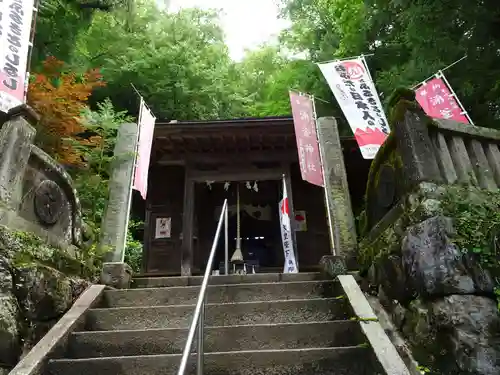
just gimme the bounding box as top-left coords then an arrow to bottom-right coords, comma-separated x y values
316,117 -> 357,268
395,110 -> 442,186
0,105 -> 37,211
99,122 -> 138,288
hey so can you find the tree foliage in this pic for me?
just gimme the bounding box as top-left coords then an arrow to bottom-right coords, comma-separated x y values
69,3 -> 248,120
27,56 -> 105,164
278,0 -> 500,127
32,0 -> 128,67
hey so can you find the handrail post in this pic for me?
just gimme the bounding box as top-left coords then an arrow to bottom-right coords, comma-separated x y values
224,203 -> 229,275
196,299 -> 205,375
177,199 -> 228,375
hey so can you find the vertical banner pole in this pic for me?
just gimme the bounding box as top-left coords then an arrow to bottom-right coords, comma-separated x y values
437,70 -> 475,126
311,95 -> 335,252
120,97 -> 143,262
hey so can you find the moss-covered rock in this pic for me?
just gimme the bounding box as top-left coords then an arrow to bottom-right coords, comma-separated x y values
0,295 -> 20,366
0,225 -> 96,371
14,264 -> 73,321
401,295 -> 500,375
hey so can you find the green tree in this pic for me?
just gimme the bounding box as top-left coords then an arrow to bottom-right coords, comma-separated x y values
279,0 -> 500,127
70,2 -> 248,120
32,0 -> 128,67
236,45 -> 335,119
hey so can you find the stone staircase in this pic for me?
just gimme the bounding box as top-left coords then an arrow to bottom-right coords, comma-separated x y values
45,273 -> 389,375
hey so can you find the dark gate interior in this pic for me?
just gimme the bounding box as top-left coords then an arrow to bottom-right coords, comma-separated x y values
195,180 -> 283,271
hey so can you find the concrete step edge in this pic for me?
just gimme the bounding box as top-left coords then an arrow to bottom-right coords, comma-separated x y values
133,272 -> 325,280
51,346 -> 368,363
109,280 -> 339,294
90,297 -> 347,312
71,320 -> 357,336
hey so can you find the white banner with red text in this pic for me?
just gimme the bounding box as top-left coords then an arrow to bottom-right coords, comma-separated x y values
318,57 -> 389,159
279,177 -> 298,273
0,0 -> 34,113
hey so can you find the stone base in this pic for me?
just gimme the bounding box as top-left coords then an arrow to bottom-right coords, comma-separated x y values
319,255 -> 347,279
100,262 -> 132,289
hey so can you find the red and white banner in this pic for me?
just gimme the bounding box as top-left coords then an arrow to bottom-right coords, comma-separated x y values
279,177 -> 298,274
289,91 -> 324,187
0,0 -> 34,113
133,98 -> 156,199
415,77 -> 469,124
318,58 -> 389,159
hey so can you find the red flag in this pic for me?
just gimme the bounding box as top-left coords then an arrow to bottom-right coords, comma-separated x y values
415,77 -> 469,124
289,91 -> 324,187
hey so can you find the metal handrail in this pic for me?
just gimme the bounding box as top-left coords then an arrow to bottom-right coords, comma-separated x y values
177,199 -> 229,375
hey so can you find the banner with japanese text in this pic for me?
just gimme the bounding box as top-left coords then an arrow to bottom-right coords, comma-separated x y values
0,0 -> 34,113
279,177 -> 298,274
415,77 -> 469,124
132,99 -> 156,200
318,58 -> 389,159
289,91 -> 324,186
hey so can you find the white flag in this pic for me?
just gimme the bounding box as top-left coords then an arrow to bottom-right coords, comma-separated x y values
0,0 -> 35,113
318,57 -> 389,159
279,177 -> 298,273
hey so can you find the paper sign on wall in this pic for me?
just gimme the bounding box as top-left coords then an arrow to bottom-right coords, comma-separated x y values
295,211 -> 307,232
155,217 -> 171,239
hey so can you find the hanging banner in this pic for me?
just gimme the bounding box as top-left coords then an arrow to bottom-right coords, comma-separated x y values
133,98 -> 156,199
289,91 -> 324,187
0,0 -> 35,113
279,177 -> 298,273
415,77 -> 469,124
318,58 -> 389,159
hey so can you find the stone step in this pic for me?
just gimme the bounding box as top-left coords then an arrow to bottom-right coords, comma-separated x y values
132,272 -> 328,288
103,281 -> 341,307
85,298 -> 352,331
68,321 -> 365,358
48,347 -> 384,375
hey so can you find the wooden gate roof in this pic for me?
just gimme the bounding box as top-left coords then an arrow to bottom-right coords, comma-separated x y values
151,116 -> 358,165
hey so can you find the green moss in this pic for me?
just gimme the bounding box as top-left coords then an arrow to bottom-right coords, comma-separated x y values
440,186 -> 500,280
358,211 -> 407,269
3,228 -> 99,279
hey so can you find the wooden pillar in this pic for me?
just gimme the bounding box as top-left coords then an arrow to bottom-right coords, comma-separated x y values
316,117 -> 357,265
181,167 -> 195,276
284,164 -> 299,267
141,206 -> 152,273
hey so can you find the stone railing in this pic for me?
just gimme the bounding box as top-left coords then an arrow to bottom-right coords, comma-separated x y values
428,118 -> 500,189
364,105 -> 500,234
0,105 -> 83,251
360,99 -> 500,375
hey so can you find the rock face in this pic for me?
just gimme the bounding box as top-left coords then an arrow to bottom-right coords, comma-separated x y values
361,187 -> 500,375
402,216 -> 494,297
0,227 -> 91,372
0,295 -> 20,366
403,295 -> 500,375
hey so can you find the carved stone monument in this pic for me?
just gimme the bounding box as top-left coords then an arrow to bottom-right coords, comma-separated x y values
0,105 -> 83,250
